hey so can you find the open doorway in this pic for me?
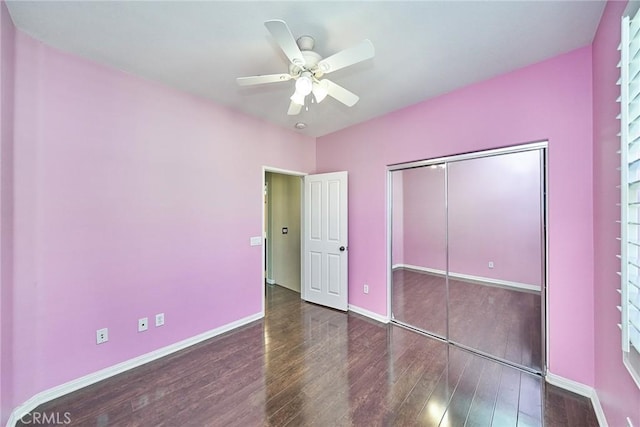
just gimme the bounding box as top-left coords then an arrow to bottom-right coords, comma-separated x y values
263,168 -> 305,311
261,167 -> 349,314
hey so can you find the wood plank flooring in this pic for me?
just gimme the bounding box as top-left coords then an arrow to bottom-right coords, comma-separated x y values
16,285 -> 597,426
392,268 -> 542,371
392,268 -> 448,337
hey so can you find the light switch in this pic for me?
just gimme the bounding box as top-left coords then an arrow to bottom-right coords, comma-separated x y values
250,236 -> 262,246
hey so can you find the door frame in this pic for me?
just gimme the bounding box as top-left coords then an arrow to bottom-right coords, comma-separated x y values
261,166 -> 307,316
386,140 -> 549,374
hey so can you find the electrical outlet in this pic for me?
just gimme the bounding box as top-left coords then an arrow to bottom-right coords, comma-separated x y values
488,261 -> 494,269
138,317 -> 148,332
155,313 -> 165,327
364,284 -> 369,294
96,328 -> 108,344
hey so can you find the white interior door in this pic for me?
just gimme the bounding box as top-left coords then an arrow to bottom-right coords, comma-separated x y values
303,171 -> 348,310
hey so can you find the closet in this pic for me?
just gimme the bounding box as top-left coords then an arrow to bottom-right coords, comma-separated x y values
389,142 -> 546,373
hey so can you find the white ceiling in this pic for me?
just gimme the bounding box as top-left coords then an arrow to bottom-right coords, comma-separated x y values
6,1 -> 606,138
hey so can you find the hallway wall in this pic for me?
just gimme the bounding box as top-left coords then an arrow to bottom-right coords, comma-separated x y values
266,172 -> 301,293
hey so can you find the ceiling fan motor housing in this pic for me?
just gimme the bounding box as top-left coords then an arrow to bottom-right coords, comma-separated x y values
297,35 -> 315,51
289,50 -> 323,77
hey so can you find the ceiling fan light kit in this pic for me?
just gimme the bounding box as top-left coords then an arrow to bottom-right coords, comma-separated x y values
291,71 -> 313,105
237,19 -> 374,117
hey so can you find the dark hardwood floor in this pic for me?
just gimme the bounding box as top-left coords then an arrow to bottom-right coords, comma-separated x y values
16,285 -> 597,426
392,268 -> 448,337
392,268 -> 542,372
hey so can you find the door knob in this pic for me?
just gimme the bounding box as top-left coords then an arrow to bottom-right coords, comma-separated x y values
339,246 -> 346,252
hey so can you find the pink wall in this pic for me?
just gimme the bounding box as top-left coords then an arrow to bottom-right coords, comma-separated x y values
395,151 -> 543,287
593,1 -> 640,426
317,47 -> 594,385
0,1 -> 15,424
9,31 -> 315,409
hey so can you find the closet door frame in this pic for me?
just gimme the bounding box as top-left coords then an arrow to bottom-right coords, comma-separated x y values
386,140 -> 548,375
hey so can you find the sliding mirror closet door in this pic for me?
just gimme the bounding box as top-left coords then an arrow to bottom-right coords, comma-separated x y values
391,164 -> 447,338
447,150 -> 544,371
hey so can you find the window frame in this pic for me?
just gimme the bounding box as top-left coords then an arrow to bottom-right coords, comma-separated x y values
619,7 -> 640,390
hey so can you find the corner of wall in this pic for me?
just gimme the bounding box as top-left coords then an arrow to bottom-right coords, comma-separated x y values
545,372 -> 607,426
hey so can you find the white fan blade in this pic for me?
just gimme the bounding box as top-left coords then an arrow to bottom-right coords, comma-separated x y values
317,40 -> 374,74
236,74 -> 291,86
312,80 -> 328,103
323,79 -> 359,107
265,20 -> 306,68
287,101 -> 302,115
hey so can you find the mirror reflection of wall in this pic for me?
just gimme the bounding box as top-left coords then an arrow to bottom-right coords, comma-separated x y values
391,165 -> 447,337
390,145 -> 545,373
448,150 -> 542,289
394,165 -> 447,272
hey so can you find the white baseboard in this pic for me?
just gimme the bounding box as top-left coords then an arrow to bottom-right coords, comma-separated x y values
545,372 -> 593,396
266,278 -> 275,285
393,264 -> 441,275
348,304 -> 389,324
545,372 -> 608,426
6,312 -> 263,427
393,263 -> 540,292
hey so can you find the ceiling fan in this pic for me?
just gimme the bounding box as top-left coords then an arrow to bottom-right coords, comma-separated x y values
236,20 -> 375,115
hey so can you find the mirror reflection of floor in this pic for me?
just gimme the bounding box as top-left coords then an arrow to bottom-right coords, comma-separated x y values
17,285 -> 594,427
392,268 -> 542,372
